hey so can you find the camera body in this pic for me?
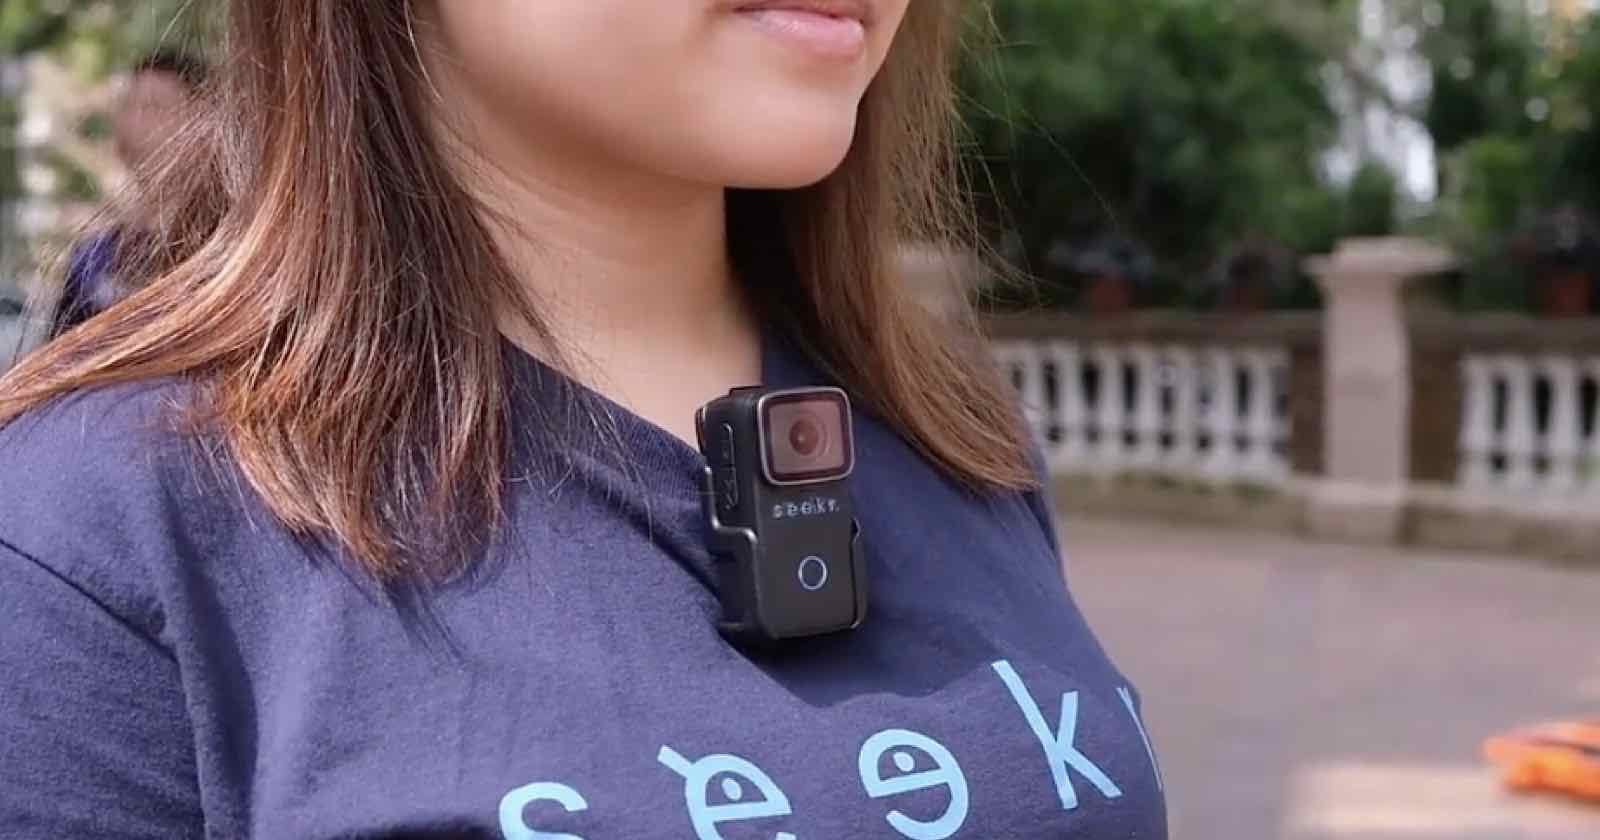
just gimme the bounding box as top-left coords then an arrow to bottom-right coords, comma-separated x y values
696,386 -> 867,645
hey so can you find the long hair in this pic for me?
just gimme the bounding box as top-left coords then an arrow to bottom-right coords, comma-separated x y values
0,0 -> 1033,581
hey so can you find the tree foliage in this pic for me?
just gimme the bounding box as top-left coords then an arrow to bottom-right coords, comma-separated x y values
1411,0 -> 1600,309
962,0 -> 1353,307
2,0 -> 208,203
2,0 -> 206,73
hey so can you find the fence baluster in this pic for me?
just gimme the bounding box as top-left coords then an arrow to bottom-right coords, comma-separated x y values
1167,346 -> 1199,476
1541,355 -> 1581,495
1048,341 -> 1087,469
1458,356 -> 1495,491
1241,349 -> 1279,480
1093,344 -> 1127,472
1203,349 -> 1241,481
1272,349 -> 1293,476
1130,344 -> 1163,470
1501,356 -> 1538,491
1586,359 -> 1600,496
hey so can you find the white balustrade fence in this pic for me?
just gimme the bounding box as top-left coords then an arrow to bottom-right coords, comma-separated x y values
979,242 -> 1600,556
1459,353 -> 1600,496
993,340 -> 1292,484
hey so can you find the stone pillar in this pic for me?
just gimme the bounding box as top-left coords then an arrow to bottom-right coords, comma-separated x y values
1302,237 -> 1455,544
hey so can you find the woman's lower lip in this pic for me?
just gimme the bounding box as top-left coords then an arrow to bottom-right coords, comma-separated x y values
735,9 -> 867,60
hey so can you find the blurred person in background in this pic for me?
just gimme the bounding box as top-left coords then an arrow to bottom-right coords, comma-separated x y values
48,50 -> 207,338
0,2 -> 1167,837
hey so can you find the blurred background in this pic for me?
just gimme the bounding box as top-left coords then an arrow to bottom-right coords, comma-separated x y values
3,1 -> 1599,837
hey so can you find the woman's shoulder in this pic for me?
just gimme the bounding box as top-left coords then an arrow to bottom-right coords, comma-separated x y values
0,377 -> 196,493
0,378 -> 219,633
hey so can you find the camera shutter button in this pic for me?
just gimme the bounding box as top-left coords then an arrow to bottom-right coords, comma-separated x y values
797,555 -> 829,591
717,467 -> 738,511
716,424 -> 739,511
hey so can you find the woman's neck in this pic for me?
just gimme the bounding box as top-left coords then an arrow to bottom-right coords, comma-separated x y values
487,160 -> 741,354
438,87 -> 763,444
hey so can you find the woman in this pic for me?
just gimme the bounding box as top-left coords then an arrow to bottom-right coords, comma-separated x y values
0,1 -> 1166,837
50,50 -> 209,338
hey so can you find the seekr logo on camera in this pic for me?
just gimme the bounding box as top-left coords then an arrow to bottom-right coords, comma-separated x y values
770,496 -> 841,521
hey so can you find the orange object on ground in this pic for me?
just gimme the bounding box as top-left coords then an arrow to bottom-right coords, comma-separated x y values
1483,719 -> 1600,803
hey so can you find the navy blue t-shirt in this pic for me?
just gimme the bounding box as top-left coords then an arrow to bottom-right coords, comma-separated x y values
0,340 -> 1166,839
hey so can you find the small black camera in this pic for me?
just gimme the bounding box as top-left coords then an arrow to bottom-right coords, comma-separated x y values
696,386 -> 867,645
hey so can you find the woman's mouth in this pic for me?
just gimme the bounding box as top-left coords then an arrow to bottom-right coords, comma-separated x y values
732,1 -> 871,61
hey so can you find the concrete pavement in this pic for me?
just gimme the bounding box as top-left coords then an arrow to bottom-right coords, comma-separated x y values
1061,517 -> 1600,840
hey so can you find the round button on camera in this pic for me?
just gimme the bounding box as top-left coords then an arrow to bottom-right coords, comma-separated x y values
797,555 -> 829,592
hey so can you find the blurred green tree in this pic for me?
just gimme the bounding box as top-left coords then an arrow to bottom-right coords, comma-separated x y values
1419,0 -> 1541,164
1546,16 -> 1600,215
1343,160 -> 1400,237
2,0 -> 207,202
2,0 -> 205,79
1411,0 -> 1600,311
962,0 -> 1353,308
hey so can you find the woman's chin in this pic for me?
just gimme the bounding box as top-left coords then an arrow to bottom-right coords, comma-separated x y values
714,132 -> 859,191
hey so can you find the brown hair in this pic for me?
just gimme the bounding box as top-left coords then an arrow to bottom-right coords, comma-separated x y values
0,0 -> 1032,580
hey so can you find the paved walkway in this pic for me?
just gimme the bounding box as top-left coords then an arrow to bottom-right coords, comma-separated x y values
1061,518 -> 1600,840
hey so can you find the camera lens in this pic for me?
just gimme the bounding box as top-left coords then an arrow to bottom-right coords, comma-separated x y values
762,390 -> 852,484
788,413 -> 827,459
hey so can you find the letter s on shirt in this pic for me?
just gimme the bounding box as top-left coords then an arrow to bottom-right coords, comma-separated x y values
499,781 -> 590,840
